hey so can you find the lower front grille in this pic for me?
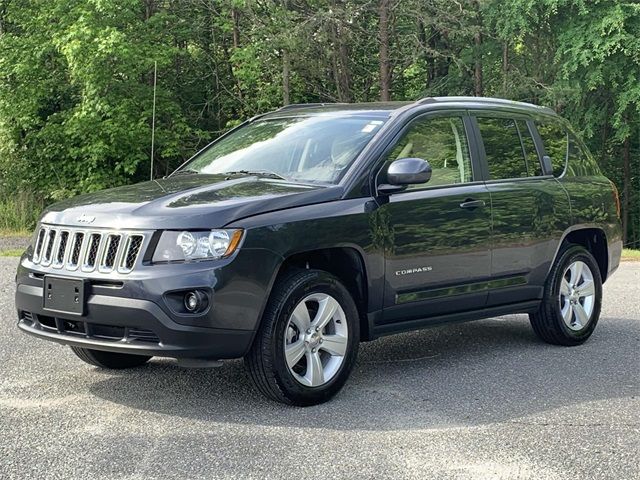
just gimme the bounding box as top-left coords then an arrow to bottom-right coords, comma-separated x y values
92,324 -> 125,340
128,328 -> 161,343
22,312 -> 160,345
22,311 -> 34,324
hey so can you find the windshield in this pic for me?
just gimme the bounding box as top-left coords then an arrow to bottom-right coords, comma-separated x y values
181,115 -> 386,184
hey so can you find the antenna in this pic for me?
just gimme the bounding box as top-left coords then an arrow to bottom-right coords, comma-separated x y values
150,60 -> 157,180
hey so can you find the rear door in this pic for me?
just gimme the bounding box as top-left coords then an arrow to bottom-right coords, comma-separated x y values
376,111 -> 493,325
471,112 -> 570,305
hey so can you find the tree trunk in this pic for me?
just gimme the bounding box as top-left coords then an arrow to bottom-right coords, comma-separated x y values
337,29 -> 353,102
502,41 -> 508,96
329,23 -> 343,101
231,8 -> 240,49
473,1 -> 483,97
378,0 -> 391,101
600,104 -> 609,165
0,2 -> 6,35
417,19 -> 430,89
329,20 -> 353,103
282,49 -> 291,105
622,135 -> 631,245
143,0 -> 156,20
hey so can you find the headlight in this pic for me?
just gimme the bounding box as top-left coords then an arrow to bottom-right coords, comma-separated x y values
152,229 -> 243,263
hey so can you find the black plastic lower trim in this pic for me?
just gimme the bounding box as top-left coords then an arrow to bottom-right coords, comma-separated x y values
15,283 -> 254,359
373,300 -> 541,337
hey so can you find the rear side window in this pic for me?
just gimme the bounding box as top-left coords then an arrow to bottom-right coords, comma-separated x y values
566,133 -> 601,176
516,120 -> 543,176
536,120 -> 568,176
477,117 -> 529,179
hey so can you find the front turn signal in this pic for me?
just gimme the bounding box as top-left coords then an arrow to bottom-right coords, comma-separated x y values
224,229 -> 244,258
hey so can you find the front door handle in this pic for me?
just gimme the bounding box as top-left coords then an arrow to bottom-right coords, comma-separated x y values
459,199 -> 486,209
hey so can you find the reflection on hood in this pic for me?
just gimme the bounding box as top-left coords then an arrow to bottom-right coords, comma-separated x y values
41,174 -> 341,230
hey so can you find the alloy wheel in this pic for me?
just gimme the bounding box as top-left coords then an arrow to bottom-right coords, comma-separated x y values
284,293 -> 349,387
559,260 -> 596,331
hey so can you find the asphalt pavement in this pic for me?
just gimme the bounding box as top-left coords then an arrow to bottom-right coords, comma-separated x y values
0,257 -> 638,479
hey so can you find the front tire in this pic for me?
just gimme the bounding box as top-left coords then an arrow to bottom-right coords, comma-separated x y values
245,269 -> 360,406
70,347 -> 152,369
530,245 -> 602,346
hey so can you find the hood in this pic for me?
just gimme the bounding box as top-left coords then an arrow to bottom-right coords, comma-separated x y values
41,174 -> 342,230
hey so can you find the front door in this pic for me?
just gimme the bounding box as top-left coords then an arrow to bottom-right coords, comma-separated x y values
376,113 -> 492,325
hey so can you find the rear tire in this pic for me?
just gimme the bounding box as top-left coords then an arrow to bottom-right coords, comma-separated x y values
245,269 -> 359,406
529,245 -> 602,346
70,347 -> 152,369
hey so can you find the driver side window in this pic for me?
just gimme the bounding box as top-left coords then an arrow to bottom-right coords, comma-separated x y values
383,116 -> 473,189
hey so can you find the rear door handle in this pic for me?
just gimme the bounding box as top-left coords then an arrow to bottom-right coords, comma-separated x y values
459,199 -> 486,209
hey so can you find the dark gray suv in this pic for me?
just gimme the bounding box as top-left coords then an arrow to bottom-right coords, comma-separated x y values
15,97 -> 623,405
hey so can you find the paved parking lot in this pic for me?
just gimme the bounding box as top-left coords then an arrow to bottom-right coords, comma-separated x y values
0,257 -> 638,479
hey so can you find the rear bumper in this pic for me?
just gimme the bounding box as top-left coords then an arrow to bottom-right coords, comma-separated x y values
607,238 -> 623,281
16,283 -> 254,358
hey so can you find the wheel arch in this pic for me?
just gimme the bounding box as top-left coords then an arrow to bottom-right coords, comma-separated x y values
550,226 -> 609,282
271,246 -> 373,342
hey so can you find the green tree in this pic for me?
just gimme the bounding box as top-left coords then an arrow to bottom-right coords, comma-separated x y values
0,0 -> 637,242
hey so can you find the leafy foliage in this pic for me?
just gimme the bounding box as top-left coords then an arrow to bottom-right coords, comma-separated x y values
0,0 -> 637,244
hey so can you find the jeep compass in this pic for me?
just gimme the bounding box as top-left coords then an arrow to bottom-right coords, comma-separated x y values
15,97 -> 623,405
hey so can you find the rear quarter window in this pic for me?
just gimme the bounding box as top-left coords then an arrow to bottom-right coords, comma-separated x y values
536,120 -> 567,176
566,133 -> 601,176
537,119 -> 600,177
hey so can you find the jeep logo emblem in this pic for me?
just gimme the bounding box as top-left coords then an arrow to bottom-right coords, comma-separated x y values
76,214 -> 96,224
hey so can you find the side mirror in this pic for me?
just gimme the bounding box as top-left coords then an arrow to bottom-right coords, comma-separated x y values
378,158 -> 432,195
541,155 -> 553,175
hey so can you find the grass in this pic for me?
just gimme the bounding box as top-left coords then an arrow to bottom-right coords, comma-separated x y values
0,248 -> 24,257
621,249 -> 640,261
0,191 -> 43,232
0,228 -> 30,257
0,229 -> 31,238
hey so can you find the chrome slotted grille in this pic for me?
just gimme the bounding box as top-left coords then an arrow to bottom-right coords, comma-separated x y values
102,234 -> 121,270
31,225 -> 146,274
84,233 -> 102,271
33,229 -> 46,263
120,235 -> 144,272
53,231 -> 69,267
68,232 -> 85,269
42,229 -> 57,266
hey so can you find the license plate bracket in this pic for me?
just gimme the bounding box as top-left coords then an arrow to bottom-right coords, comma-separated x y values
43,276 -> 87,316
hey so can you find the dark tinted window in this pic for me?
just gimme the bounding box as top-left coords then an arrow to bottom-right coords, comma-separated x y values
517,120 -> 543,176
383,116 -> 472,188
566,133 -> 600,176
536,120 -> 568,176
477,117 -> 528,179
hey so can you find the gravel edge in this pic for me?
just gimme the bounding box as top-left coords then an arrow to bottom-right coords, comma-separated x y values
0,235 -> 30,252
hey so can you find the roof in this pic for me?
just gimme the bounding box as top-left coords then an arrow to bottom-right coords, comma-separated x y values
262,101 -> 411,119
261,97 -> 556,119
423,96 -> 556,115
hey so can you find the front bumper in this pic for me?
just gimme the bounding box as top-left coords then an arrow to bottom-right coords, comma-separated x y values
15,247 -> 282,359
16,284 -> 253,358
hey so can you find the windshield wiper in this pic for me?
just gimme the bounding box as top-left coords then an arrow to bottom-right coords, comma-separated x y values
223,169 -> 288,181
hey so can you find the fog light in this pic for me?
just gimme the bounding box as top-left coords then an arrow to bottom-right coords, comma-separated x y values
184,292 -> 199,312
184,290 -> 208,313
